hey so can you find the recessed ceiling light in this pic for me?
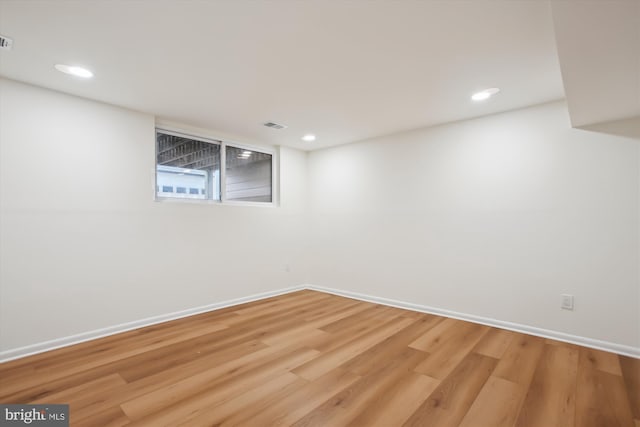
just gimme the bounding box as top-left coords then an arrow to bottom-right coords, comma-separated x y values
54,64 -> 94,78
302,134 -> 316,142
471,88 -> 500,101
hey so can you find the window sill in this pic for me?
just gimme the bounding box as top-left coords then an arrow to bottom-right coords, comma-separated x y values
154,196 -> 277,208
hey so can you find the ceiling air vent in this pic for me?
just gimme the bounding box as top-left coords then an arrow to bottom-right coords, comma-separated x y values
0,35 -> 13,50
263,122 -> 287,130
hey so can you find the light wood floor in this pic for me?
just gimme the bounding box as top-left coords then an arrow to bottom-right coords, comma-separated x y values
0,290 -> 638,427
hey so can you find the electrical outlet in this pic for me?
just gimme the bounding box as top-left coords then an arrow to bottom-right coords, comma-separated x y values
561,294 -> 574,311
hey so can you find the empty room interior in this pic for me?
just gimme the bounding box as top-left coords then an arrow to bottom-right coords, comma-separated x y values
0,1 -> 639,426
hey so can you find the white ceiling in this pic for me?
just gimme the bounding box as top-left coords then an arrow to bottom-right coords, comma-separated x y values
551,0 -> 640,127
0,1 -> 580,150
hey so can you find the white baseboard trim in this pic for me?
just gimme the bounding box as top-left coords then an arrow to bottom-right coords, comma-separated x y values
0,285 -> 305,363
2,283 -> 638,363
306,285 -> 640,359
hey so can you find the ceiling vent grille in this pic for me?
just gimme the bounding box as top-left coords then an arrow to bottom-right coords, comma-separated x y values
263,122 -> 287,130
0,35 -> 13,50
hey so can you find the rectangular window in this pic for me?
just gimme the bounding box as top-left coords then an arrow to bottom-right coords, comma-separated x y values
156,129 -> 274,205
225,146 -> 273,203
156,131 -> 220,201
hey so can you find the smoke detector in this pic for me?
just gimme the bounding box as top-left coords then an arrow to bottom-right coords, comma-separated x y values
0,35 -> 13,50
263,122 -> 287,130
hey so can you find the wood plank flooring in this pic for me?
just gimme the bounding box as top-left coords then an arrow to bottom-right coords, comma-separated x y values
0,290 -> 638,426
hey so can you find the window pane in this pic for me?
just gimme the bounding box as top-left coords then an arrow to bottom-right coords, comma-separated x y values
225,146 -> 272,203
156,132 -> 220,200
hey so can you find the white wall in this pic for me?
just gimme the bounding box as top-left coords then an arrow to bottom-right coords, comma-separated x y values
0,78 -> 308,353
1,80 -> 638,357
307,101 -> 640,349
